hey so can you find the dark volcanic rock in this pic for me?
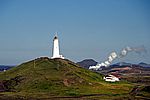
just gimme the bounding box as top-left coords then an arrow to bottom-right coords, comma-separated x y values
77,59 -> 97,69
0,76 -> 24,92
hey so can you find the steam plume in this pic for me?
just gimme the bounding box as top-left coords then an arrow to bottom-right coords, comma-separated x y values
89,46 -> 146,70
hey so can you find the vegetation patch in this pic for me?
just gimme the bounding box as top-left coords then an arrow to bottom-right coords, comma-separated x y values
0,57 -> 135,99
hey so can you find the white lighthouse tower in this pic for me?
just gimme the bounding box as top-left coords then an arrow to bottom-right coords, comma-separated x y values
51,33 -> 64,59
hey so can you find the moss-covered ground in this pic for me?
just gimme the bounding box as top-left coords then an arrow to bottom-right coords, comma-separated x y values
0,57 -> 134,99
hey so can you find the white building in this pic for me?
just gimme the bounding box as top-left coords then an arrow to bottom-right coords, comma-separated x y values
51,33 -> 64,59
103,74 -> 120,82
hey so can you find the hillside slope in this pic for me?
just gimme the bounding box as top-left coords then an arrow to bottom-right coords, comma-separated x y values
0,57 -> 133,99
77,59 -> 97,69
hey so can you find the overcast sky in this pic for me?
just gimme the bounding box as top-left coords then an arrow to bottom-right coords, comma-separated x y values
0,0 -> 150,65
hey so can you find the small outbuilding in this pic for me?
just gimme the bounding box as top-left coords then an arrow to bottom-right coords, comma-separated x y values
103,74 -> 120,82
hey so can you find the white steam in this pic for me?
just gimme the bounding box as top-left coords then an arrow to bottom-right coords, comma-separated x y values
89,46 -> 146,70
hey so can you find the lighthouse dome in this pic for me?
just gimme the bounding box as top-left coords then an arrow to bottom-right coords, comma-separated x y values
54,36 -> 58,40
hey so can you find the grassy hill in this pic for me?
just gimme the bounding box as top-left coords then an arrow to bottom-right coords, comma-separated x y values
0,57 -> 133,99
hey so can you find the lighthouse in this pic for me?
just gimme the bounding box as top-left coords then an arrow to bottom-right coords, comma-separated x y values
51,33 -> 64,59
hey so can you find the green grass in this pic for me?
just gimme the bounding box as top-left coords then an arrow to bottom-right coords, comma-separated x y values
0,57 -> 134,99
